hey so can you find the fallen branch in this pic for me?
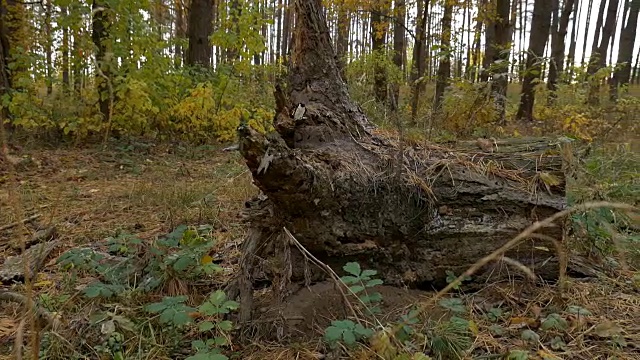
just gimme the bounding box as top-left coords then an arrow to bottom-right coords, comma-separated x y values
0,290 -> 61,330
0,214 -> 41,232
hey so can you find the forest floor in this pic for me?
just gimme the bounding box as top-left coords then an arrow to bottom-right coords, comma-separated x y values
1,140 -> 639,359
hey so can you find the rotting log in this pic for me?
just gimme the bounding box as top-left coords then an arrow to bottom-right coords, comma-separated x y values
231,0 -> 574,319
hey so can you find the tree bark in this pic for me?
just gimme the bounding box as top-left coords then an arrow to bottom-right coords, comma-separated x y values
433,1 -> 453,112
480,0 -> 495,83
470,0 -> 485,82
391,0 -> 405,110
586,0 -> 619,104
61,6 -> 70,89
610,0 -> 640,100
174,0 -> 185,68
44,0 -> 53,95
491,0 -> 511,124
410,0 -> 428,123
91,0 -> 111,122
185,0 -> 213,66
233,0 -> 570,321
336,0 -> 349,78
547,0 -> 576,102
566,0 -> 580,79
371,0 -> 389,105
516,0 -> 552,121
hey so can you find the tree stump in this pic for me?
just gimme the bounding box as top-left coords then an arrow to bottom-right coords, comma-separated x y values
232,0 -> 574,322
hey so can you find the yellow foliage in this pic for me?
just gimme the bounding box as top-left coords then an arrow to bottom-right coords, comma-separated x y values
170,82 -> 274,141
440,82 -> 497,137
112,78 -> 159,134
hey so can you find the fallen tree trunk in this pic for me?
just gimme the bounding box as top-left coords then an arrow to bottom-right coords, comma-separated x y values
233,0 -> 573,313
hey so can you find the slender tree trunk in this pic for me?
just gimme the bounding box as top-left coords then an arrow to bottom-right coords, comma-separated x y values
72,27 -> 82,93
508,0 -> 518,81
186,0 -> 213,66
587,0 -> 620,104
282,0 -> 292,65
44,0 -> 53,95
470,0 -> 485,82
174,0 -> 185,68
610,0 -> 640,100
516,0 -> 552,121
566,0 -> 580,79
633,46 -> 640,84
371,1 -> 389,105
275,0 -> 282,62
457,0 -> 467,78
580,0 -> 596,67
491,0 -> 511,124
547,0 -> 576,102
61,6 -> 70,89
336,0 -> 349,77
391,0 -> 405,110
91,0 -> 111,122
410,0 -> 428,122
433,1 -> 453,112
519,0 -> 529,82
481,1 -> 495,82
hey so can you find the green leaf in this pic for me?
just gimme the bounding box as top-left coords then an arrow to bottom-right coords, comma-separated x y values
145,302 -> 168,313
198,321 -> 215,332
342,329 -> 356,345
550,336 -> 567,350
360,269 -> 377,278
489,324 -> 506,336
366,279 -> 383,287
199,301 -> 217,316
173,255 -> 193,272
438,298 -> 466,313
173,311 -> 194,326
222,300 -> 239,311
521,329 -> 540,343
506,350 -> 529,360
340,275 -> 359,284
349,285 -> 365,294
566,305 -> 592,316
324,326 -> 344,342
541,313 -> 568,331
343,262 -> 361,276
209,290 -> 227,306
218,320 -> 234,331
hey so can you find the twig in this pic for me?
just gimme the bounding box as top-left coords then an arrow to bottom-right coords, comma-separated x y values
282,227 -> 360,322
283,227 -> 385,329
0,214 -> 41,231
0,290 -> 61,330
14,318 -> 26,360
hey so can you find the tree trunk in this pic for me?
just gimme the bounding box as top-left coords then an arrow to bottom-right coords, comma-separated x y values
581,0 -> 597,68
174,0 -> 185,68
491,0 -> 511,124
391,0 -> 405,110
61,6 -> 70,89
45,0 -> 53,95
371,1 -> 389,105
516,0 -> 552,121
281,0 -> 292,65
586,0 -> 618,104
470,0 -> 485,82
336,0 -> 349,78
633,46 -> 640,84
566,0 -> 580,79
410,0 -> 428,123
433,1 -> 453,112
547,0 -> 576,102
72,27 -> 82,93
481,0 -> 495,83
233,0 -> 570,323
186,0 -> 213,66
91,0 -> 111,122
610,0 -> 640,100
